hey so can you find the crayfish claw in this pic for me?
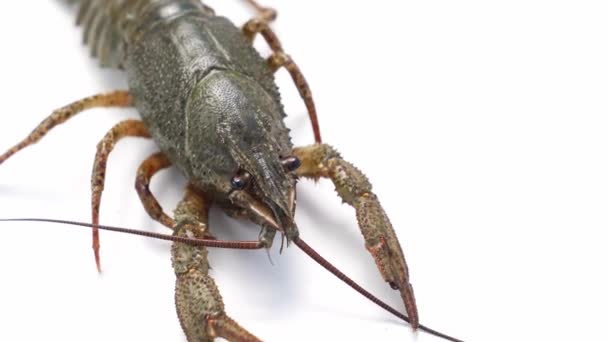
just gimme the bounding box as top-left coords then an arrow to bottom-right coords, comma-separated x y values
293,144 -> 420,329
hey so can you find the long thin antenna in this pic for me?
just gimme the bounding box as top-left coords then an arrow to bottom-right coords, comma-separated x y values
0,217 -> 463,342
293,238 -> 464,342
0,218 -> 262,249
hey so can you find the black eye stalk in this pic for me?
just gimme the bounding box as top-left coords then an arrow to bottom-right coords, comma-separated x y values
230,171 -> 251,190
282,156 -> 301,171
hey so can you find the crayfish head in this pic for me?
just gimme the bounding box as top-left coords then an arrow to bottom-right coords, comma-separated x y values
186,69 -> 300,241
227,149 -> 300,242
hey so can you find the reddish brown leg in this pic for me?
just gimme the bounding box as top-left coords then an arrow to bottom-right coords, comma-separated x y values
135,152 -> 175,229
0,91 -> 131,165
243,0 -> 277,22
241,4 -> 322,143
91,119 -> 150,272
135,156 -> 217,239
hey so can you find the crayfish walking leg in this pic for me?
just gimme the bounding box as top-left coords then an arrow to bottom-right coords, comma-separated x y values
0,91 -> 133,271
91,119 -> 150,271
135,152 -> 219,239
242,0 -> 322,143
135,151 -> 175,229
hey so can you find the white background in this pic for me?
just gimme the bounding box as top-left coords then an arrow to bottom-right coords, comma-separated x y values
0,1 -> 607,341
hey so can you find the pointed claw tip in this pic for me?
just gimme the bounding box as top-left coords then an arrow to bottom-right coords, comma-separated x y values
94,251 -> 102,273
399,282 -> 419,330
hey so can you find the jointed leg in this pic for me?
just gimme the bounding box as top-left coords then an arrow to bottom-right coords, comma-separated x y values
134,154 -> 218,239
241,2 -> 322,143
91,119 -> 150,272
243,0 -> 277,22
173,186 -> 262,342
135,152 -> 175,229
293,143 -> 419,329
266,52 -> 320,141
0,91 -> 131,164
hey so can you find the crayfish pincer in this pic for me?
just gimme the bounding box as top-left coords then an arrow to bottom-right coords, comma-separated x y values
0,0 -> 462,341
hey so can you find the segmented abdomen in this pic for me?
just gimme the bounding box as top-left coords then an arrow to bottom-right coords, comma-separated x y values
70,0 -> 214,68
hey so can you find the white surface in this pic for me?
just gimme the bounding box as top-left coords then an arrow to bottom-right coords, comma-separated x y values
0,1 -> 607,341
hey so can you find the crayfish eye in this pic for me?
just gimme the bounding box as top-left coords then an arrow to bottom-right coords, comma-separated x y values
281,156 -> 301,172
230,171 -> 251,190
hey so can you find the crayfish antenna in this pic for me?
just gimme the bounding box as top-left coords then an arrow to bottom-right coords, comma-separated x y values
0,217 -> 464,342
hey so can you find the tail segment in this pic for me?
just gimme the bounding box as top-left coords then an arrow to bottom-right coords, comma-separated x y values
67,0 -> 215,69
67,0 -> 142,69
